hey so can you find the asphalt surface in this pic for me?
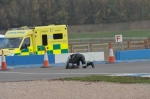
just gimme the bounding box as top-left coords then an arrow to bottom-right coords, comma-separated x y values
0,61 -> 150,82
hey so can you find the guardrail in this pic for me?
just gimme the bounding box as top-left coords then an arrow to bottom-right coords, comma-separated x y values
68,37 -> 148,45
69,39 -> 150,53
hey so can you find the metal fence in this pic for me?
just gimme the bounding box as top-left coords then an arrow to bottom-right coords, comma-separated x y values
68,37 -> 148,45
68,37 -> 149,59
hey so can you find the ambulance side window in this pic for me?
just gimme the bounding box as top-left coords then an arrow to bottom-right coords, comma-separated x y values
53,33 -> 63,39
21,37 -> 30,50
42,35 -> 48,46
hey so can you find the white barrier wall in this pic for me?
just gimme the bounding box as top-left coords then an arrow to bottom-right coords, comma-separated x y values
55,52 -> 104,63
0,52 -> 104,66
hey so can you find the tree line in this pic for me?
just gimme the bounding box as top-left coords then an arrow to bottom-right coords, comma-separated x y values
0,0 -> 150,29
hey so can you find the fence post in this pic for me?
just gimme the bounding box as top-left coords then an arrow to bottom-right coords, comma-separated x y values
71,45 -> 74,53
148,39 -> 150,48
109,42 -> 112,47
144,40 -> 145,48
87,45 -> 90,52
127,41 -> 130,49
90,44 -> 93,52
146,40 -> 148,48
144,40 -> 148,49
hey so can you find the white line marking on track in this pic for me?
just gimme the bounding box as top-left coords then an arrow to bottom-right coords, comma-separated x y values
1,72 -> 150,75
0,72 -> 118,75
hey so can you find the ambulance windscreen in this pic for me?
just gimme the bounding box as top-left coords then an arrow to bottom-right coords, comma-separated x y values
0,38 -> 22,49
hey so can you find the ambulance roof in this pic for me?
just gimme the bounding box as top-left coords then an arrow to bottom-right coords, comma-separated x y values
5,29 -> 33,38
34,25 -> 67,29
4,25 -> 67,38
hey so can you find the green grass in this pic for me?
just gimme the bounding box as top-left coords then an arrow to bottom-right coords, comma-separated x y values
61,75 -> 150,84
68,29 -> 150,39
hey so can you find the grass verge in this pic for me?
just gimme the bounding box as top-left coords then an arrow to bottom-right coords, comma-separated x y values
68,29 -> 150,39
62,75 -> 150,84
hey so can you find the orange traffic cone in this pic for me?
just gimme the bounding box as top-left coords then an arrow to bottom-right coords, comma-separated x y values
41,48 -> 50,68
109,43 -> 115,63
1,50 -> 8,70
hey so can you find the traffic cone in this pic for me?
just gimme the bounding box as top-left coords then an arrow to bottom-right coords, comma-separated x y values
41,48 -> 50,68
109,43 -> 115,63
1,50 -> 8,70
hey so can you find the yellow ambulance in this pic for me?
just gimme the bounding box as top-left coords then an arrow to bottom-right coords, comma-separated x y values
0,25 -> 68,56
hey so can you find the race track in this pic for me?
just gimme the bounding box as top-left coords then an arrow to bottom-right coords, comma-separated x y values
0,61 -> 150,82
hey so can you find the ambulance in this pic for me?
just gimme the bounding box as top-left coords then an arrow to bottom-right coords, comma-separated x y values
0,25 -> 69,56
